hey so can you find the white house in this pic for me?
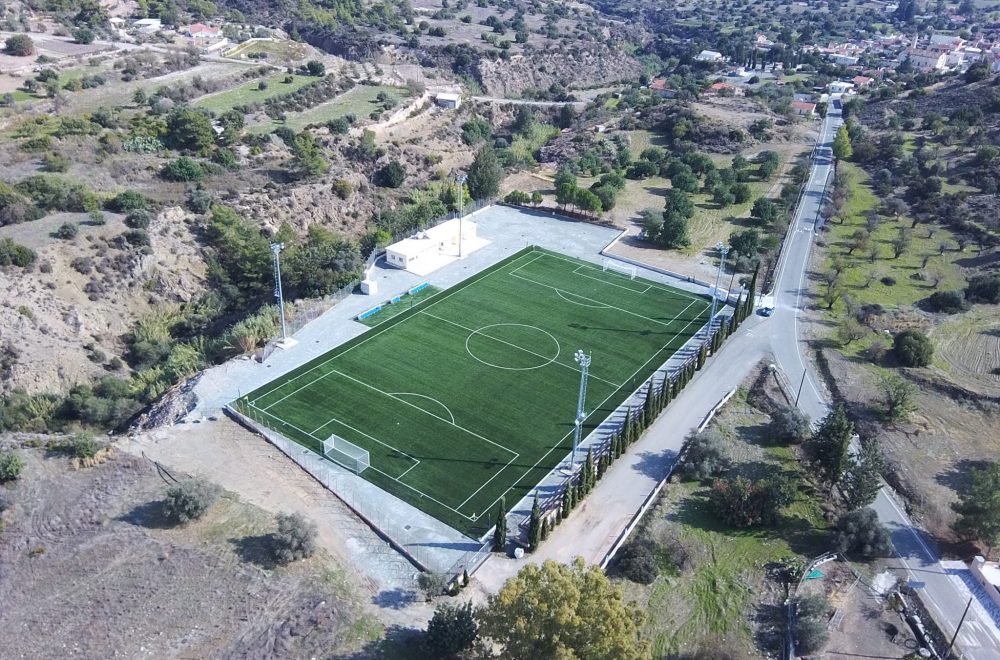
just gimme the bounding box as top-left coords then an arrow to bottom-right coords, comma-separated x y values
907,48 -> 948,71
133,18 -> 162,34
828,81 -> 855,95
434,93 -> 461,110
695,50 -> 724,63
385,218 -> 485,275
185,23 -> 221,39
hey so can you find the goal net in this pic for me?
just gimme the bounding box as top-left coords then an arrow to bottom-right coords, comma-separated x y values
603,259 -> 637,280
322,434 -> 370,474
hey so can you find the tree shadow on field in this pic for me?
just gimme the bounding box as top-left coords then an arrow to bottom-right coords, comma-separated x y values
934,458 -> 992,493
230,534 -> 278,569
371,588 -> 419,610
631,449 -> 678,480
118,500 -> 175,529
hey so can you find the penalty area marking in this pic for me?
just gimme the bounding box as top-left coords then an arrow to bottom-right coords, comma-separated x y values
555,288 -> 612,308
389,392 -> 456,424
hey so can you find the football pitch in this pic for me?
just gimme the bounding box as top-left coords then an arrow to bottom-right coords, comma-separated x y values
235,247 -> 712,538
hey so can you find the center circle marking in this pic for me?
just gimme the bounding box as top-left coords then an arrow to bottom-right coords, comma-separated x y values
465,323 -> 561,371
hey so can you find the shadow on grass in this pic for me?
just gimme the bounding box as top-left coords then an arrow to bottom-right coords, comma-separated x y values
372,588 -> 420,610
230,534 -> 279,569
934,458 -> 993,492
118,500 -> 176,530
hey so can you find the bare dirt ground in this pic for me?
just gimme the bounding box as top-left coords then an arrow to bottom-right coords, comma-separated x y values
122,418 -> 437,629
799,561 -> 922,658
0,443 -> 381,658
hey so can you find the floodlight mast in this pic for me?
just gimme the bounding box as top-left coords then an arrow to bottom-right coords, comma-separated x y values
709,242 -> 729,336
572,349 -> 592,467
271,242 -> 288,341
456,173 -> 468,258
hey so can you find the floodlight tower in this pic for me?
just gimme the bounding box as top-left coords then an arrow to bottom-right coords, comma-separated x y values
456,173 -> 468,258
271,242 -> 289,344
709,241 -> 729,335
571,349 -> 592,467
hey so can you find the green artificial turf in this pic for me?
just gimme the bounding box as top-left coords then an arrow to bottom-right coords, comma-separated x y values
236,247 -> 711,537
357,285 -> 441,327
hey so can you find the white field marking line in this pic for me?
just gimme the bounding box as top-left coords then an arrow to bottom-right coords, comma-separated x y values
510,269 -> 701,331
470,297 -> 712,519
388,392 -> 456,424
420,310 -> 621,388
506,252 -> 546,278
250,401 -> 481,520
254,248 -> 544,410
327,367 -> 520,459
536,250 -> 707,306
457,452 -> 521,511
572,264 -> 651,294
554,289 -> 612,308
465,323 -> 561,372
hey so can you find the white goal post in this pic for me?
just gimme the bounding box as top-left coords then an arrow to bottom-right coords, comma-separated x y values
322,434 -> 371,474
602,258 -> 637,280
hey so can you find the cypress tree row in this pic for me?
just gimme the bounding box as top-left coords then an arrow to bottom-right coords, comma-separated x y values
561,485 -> 571,519
696,343 -> 707,370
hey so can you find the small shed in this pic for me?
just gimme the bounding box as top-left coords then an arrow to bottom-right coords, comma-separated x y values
435,93 -> 462,110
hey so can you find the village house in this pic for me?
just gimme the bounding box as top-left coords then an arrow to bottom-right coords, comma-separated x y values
705,82 -> 743,97
791,101 -> 817,116
184,23 -> 222,39
695,50 -> 724,63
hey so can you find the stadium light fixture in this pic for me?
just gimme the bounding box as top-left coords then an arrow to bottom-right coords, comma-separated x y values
271,242 -> 293,348
570,349 -> 592,468
456,173 -> 468,258
709,242 -> 729,337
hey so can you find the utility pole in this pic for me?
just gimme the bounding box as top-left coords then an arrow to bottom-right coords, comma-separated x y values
271,242 -> 296,349
709,242 -> 729,337
947,596 -> 973,658
456,173 -> 467,258
795,369 -> 807,406
571,350 -> 591,469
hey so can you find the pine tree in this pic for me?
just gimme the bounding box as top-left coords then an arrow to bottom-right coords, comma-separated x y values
492,499 -> 507,551
809,404 -> 854,489
528,494 -> 542,551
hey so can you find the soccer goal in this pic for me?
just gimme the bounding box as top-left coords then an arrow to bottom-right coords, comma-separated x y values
323,434 -> 371,474
603,258 -> 637,280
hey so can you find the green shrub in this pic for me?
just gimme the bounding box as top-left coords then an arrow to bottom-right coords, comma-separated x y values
965,274 -> 1000,304
4,34 -> 34,57
0,450 -> 25,482
0,238 -> 36,267
926,290 -> 967,314
107,190 -> 148,212
614,538 -> 660,584
423,602 -> 478,657
768,407 -> 812,444
272,512 -> 318,563
375,161 -> 406,188
164,478 -> 221,523
124,209 -> 151,229
892,329 -> 933,367
15,175 -> 98,212
70,432 -> 99,459
679,429 -> 730,480
833,508 -> 893,558
161,157 -> 205,182
51,222 -> 78,240
42,152 -> 70,173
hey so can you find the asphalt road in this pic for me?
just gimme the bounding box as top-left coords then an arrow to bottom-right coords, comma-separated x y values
769,104 -> 1000,659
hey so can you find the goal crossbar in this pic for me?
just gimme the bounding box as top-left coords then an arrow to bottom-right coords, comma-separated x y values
602,258 -> 637,280
323,434 -> 370,474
